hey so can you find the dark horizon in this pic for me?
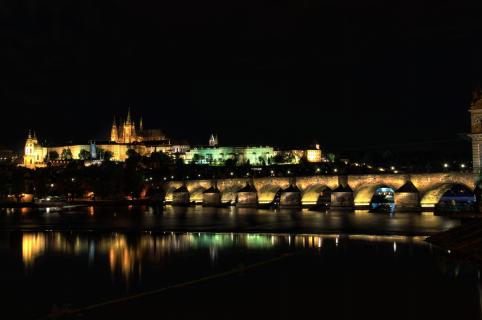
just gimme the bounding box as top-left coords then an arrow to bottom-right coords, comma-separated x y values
2,0 -> 482,153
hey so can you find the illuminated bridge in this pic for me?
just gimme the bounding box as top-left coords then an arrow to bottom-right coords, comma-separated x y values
163,173 -> 480,211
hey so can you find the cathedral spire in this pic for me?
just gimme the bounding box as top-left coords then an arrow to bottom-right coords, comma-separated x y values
111,116 -> 119,142
28,130 -> 32,139
139,117 -> 143,132
127,107 -> 132,123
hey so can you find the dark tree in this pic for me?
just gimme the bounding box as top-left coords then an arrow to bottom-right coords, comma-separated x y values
61,149 -> 73,160
78,149 -> 91,160
48,151 -> 59,161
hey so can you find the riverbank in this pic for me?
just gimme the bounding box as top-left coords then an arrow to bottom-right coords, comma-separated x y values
427,220 -> 482,265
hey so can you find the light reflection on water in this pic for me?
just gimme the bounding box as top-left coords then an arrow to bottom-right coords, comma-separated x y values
21,231 -> 427,280
2,230 -> 480,320
0,206 -> 461,238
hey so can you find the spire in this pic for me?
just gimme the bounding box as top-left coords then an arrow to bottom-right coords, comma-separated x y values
111,116 -> 119,142
209,134 -> 218,147
28,130 -> 32,139
33,131 -> 37,140
127,107 -> 132,123
139,117 -> 143,132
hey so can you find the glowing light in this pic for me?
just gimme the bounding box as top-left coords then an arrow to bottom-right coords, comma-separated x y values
22,233 -> 46,268
306,149 -> 322,163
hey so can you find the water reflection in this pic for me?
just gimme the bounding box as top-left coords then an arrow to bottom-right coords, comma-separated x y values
7,230 -> 481,320
21,234 -> 46,268
1,206 -> 460,238
20,231 -> 427,281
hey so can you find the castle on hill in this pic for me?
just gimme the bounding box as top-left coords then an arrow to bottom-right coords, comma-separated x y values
23,109 -> 188,168
22,108 -> 324,169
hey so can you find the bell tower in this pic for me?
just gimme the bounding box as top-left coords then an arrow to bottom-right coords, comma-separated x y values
469,88 -> 482,173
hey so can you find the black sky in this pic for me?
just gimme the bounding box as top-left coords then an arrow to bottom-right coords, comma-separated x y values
2,0 -> 482,152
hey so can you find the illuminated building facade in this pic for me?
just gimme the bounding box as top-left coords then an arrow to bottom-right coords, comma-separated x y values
184,146 -> 276,166
183,137 -> 324,166
23,131 -> 47,168
22,109 -> 188,168
110,108 -> 167,144
21,109 -> 324,168
470,89 -> 482,173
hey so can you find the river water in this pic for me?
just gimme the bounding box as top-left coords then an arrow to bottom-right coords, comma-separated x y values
0,206 -> 479,319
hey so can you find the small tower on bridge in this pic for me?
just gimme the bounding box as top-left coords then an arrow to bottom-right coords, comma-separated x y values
470,88 -> 482,173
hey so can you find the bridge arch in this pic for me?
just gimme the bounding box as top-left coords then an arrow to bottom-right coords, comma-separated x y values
258,184 -> 282,204
420,183 -> 476,209
164,183 -> 183,202
302,185 -> 332,206
189,186 -> 206,204
354,184 -> 396,207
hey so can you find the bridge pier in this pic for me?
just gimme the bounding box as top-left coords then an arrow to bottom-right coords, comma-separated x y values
203,186 -> 222,207
172,185 -> 191,206
331,185 -> 354,209
236,183 -> 258,208
394,182 -> 421,212
280,184 -> 302,208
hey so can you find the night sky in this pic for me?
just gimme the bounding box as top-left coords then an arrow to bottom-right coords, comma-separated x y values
2,0 -> 482,153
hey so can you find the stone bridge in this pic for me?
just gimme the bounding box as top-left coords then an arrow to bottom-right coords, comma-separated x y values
163,173 -> 480,210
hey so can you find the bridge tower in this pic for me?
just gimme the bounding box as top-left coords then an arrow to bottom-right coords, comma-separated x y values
470,88 -> 482,173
